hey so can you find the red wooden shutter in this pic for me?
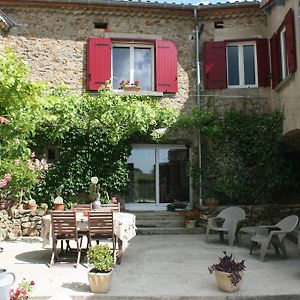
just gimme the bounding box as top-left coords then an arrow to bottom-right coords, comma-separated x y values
86,38 -> 111,91
270,33 -> 280,89
155,40 -> 178,93
256,39 -> 270,87
285,8 -> 297,73
203,41 -> 226,89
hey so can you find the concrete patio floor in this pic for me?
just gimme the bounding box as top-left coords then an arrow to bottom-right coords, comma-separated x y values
1,234 -> 300,300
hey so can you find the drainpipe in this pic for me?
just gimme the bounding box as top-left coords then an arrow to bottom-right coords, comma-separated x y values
194,9 -> 203,206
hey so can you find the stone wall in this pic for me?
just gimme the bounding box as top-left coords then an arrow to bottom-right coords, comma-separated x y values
0,2 -> 267,116
199,203 -> 300,228
0,207 -> 47,241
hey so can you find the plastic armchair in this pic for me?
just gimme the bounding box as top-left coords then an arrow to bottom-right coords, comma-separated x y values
250,215 -> 299,262
205,207 -> 246,246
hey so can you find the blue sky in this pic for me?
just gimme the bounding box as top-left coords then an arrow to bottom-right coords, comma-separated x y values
163,0 -> 245,4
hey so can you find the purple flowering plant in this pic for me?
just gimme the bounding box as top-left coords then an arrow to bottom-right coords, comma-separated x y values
208,251 -> 245,286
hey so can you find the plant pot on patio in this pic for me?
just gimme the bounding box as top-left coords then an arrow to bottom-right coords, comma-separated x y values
214,270 -> 244,293
185,220 -> 196,228
87,244 -> 114,293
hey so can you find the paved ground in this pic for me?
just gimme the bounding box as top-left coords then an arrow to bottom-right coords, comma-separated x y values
1,234 -> 300,300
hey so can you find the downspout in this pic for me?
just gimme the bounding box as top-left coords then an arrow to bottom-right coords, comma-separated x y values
194,9 -> 203,206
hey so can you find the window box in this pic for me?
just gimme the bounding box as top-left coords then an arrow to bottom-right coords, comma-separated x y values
122,86 -> 141,92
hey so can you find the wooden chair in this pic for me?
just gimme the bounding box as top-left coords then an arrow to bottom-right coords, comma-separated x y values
99,203 -> 120,212
87,211 -> 116,259
72,203 -> 92,211
50,211 -> 82,267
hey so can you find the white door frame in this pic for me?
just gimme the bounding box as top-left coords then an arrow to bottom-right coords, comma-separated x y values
125,144 -> 192,211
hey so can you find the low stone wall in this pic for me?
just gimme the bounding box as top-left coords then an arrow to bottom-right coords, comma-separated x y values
198,203 -> 300,228
0,207 -> 47,241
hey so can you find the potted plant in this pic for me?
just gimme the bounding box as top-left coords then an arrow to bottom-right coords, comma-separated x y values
27,199 -> 37,212
120,80 -> 141,91
53,196 -> 64,211
208,251 -> 245,293
86,244 -> 114,293
180,209 -> 201,228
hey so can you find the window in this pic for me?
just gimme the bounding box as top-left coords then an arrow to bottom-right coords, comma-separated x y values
270,8 -> 296,89
203,39 -> 269,89
86,38 -> 178,93
112,44 -> 154,91
279,28 -> 289,80
226,43 -> 257,88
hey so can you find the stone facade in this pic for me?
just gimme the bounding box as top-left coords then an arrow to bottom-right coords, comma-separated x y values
0,2 -> 267,117
263,0 -> 300,150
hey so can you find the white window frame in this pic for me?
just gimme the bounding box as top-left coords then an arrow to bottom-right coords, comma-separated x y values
111,43 -> 154,91
226,42 -> 258,89
279,27 -> 289,80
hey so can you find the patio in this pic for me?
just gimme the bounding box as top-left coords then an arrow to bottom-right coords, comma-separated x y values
1,234 -> 300,299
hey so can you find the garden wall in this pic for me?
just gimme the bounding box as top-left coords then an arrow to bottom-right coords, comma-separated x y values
199,203 -> 300,228
0,207 -> 47,241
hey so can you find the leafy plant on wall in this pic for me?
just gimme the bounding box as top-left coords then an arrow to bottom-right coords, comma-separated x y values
201,110 -> 300,204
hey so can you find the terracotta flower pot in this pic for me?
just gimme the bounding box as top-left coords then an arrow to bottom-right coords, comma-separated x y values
28,204 -> 37,212
53,203 -> 64,211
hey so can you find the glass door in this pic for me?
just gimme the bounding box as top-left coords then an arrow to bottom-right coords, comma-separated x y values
126,148 -> 155,204
125,145 -> 190,210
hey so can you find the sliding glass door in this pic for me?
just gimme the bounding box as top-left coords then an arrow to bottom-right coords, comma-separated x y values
125,145 -> 190,209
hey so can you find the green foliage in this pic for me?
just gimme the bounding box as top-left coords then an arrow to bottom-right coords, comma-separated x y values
201,110 -> 299,204
34,129 -> 131,204
0,50 -> 47,200
87,244 -> 114,272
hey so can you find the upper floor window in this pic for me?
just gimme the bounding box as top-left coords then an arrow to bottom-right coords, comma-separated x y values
226,43 -> 257,88
270,8 -> 297,89
112,44 -> 154,91
203,39 -> 270,89
86,38 -> 178,93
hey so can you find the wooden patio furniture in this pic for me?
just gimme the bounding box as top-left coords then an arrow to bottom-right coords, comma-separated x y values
100,203 -> 120,212
49,211 -> 82,268
87,211 -> 116,259
72,203 -> 92,211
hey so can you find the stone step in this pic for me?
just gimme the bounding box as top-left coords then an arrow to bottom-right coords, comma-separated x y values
136,219 -> 185,228
137,227 -> 204,235
130,211 -> 182,221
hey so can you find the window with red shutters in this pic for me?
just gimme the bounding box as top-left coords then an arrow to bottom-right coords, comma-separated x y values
86,38 -> 178,93
86,38 -> 111,91
285,8 -> 297,73
256,39 -> 270,87
270,33 -> 280,89
155,40 -> 178,93
203,41 -> 227,89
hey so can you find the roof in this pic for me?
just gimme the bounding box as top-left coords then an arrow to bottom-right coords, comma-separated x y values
0,0 -> 260,11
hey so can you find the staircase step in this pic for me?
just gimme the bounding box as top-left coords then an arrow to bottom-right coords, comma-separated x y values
132,211 -> 182,220
137,227 -> 205,235
136,219 -> 185,228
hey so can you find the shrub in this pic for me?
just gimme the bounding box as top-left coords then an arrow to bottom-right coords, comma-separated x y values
87,244 -> 114,273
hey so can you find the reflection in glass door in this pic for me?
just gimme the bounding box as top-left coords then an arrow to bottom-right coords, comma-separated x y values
158,148 -> 189,203
126,148 -> 155,204
125,146 -> 189,207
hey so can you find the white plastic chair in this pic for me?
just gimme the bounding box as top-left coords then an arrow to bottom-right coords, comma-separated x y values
250,215 -> 299,261
205,206 -> 246,246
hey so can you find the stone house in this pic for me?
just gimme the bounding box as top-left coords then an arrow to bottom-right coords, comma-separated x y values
0,0 -> 298,212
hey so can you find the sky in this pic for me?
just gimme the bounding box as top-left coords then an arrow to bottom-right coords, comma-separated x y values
163,0 -> 248,4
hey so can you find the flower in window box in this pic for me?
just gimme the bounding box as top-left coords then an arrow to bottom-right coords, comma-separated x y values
120,80 -> 141,91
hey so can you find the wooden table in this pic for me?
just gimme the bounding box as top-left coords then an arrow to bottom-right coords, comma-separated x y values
41,211 -> 136,264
